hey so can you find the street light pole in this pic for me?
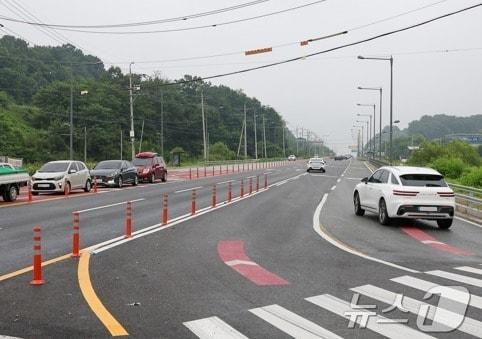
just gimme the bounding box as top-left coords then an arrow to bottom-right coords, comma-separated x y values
282,122 -> 286,157
129,62 -> 135,160
263,115 -> 267,158
353,125 -> 364,157
358,55 -> 394,164
244,103 -> 247,159
357,104 -> 375,157
254,110 -> 258,159
69,80 -> 73,160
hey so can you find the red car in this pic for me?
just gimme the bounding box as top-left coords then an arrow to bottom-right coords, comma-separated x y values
133,152 -> 167,183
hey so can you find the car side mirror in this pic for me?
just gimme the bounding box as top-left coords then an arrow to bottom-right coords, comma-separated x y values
361,177 -> 368,183
69,169 -> 77,174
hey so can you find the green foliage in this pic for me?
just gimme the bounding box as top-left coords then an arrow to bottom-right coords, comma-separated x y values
430,158 -> 465,178
460,167 -> 482,188
407,114 -> 482,139
209,142 -> 235,161
408,142 -> 447,166
447,140 -> 481,166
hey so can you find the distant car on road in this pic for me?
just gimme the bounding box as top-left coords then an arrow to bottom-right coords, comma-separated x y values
353,166 -> 455,228
90,160 -> 138,188
133,152 -> 167,183
334,155 -> 348,161
288,155 -> 296,161
307,157 -> 326,173
31,160 -> 91,195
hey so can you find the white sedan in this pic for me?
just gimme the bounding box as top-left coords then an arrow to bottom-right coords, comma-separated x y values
307,158 -> 326,173
353,166 -> 455,228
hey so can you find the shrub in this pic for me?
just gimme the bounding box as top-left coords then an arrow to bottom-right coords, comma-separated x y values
431,158 -> 465,178
460,167 -> 482,188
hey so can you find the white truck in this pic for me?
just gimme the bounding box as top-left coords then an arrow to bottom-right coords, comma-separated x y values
0,163 -> 29,202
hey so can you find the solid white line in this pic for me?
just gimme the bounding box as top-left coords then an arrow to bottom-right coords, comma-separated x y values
76,198 -> 145,214
455,266 -> 482,276
225,259 -> 257,267
217,180 -> 234,185
308,174 -> 339,178
426,270 -> 482,287
364,161 -> 375,174
352,284 -> 482,338
175,186 -> 202,194
330,186 -> 336,191
455,216 -> 482,228
392,275 -> 482,310
420,240 -> 445,245
345,177 -> 362,181
336,178 -> 341,183
306,294 -> 434,339
249,304 -> 342,339
184,316 -> 248,339
313,194 -> 419,273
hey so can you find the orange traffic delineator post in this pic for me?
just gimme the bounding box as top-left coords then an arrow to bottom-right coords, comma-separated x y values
264,174 -> 268,189
249,177 -> 253,195
191,189 -> 197,215
162,193 -> 168,225
189,168 -> 192,180
27,180 -> 32,202
211,185 -> 217,208
204,166 -> 207,177
228,181 -> 232,202
256,175 -> 259,192
72,212 -> 80,258
212,166 -> 215,176
93,176 -> 98,193
219,165 -> 222,175
30,226 -> 44,285
240,179 -> 244,197
196,167 -> 199,179
237,164 -> 240,172
64,183 -> 69,197
125,201 -> 132,239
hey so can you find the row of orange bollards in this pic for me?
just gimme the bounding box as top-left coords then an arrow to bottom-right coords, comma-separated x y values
187,160 -> 288,181
30,173 -> 270,286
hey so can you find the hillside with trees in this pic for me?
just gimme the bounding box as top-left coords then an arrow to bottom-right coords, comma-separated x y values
0,35 -> 318,165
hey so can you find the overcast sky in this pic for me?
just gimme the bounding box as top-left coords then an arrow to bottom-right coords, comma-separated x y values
1,0 -> 481,154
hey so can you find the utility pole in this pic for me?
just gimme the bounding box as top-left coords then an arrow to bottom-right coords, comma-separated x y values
254,110 -> 258,159
244,103 -> 247,159
120,129 -> 123,160
69,77 -> 73,160
263,115 -> 267,158
282,123 -> 286,157
160,88 -> 164,157
129,62 -> 135,160
296,127 -> 299,155
138,119 -> 145,153
83,126 -> 87,163
201,89 -> 207,162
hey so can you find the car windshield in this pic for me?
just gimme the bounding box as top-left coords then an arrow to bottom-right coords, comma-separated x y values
310,159 -> 322,163
94,161 -> 122,170
133,158 -> 151,166
399,174 -> 448,187
39,162 -> 69,172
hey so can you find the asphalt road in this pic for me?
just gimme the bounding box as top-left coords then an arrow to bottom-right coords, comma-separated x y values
1,159 -> 482,338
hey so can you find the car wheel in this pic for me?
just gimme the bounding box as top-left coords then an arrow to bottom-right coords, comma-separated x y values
132,176 -> 138,186
378,198 -> 391,225
354,192 -> 365,216
149,173 -> 155,183
4,185 -> 17,202
307,169 -> 311,173
321,168 -> 326,173
161,172 -> 167,182
84,179 -> 91,192
117,176 -> 123,188
64,182 -> 71,195
437,219 -> 453,229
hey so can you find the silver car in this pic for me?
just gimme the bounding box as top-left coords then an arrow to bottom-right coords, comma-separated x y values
31,160 -> 92,195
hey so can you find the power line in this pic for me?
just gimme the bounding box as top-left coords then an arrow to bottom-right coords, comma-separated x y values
0,0 -> 270,29
0,0 -> 327,34
157,4 -> 482,86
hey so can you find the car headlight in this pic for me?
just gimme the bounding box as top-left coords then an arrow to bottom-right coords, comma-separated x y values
54,175 -> 64,181
142,168 -> 150,174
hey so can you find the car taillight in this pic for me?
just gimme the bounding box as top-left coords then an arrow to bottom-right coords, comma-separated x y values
438,191 -> 455,197
143,168 -> 150,174
393,190 -> 419,197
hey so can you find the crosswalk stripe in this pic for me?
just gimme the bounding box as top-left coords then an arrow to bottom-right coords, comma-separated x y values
249,304 -> 342,339
392,275 -> 482,310
352,284 -> 482,338
426,269 -> 482,287
183,316 -> 248,339
306,294 -> 435,339
455,266 -> 482,276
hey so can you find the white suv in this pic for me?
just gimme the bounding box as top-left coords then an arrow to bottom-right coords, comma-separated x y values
32,161 -> 92,195
307,158 -> 326,173
353,166 -> 455,228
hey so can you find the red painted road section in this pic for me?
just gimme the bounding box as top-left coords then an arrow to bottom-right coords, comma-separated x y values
401,227 -> 473,256
217,240 -> 289,286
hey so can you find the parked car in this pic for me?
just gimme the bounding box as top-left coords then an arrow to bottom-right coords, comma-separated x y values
288,155 -> 297,161
353,166 -> 455,228
90,160 -> 138,188
31,160 -> 91,195
0,164 -> 29,201
133,152 -> 167,183
307,158 -> 326,173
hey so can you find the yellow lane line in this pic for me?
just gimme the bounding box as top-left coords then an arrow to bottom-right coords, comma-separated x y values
78,252 -> 128,337
0,253 -> 71,283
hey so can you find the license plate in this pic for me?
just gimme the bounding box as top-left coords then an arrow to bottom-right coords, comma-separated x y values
38,183 -> 50,188
419,206 -> 437,212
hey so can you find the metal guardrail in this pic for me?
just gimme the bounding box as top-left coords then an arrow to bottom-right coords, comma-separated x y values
367,159 -> 482,223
